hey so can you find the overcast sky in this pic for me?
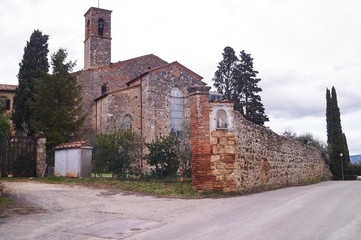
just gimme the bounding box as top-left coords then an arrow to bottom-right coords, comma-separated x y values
1,0 -> 360,155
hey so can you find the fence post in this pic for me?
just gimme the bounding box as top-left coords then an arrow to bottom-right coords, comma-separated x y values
36,135 -> 47,177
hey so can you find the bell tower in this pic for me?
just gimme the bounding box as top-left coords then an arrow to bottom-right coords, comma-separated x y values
84,7 -> 112,69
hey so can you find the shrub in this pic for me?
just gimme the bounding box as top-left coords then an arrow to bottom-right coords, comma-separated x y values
344,175 -> 357,180
145,135 -> 180,178
0,99 -> 11,142
282,128 -> 329,163
94,128 -> 142,177
346,164 -> 361,176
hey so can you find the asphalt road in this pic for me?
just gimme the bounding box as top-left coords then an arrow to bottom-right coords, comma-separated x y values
1,181 -> 360,240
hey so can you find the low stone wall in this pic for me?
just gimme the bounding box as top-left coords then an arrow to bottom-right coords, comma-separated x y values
231,112 -> 330,191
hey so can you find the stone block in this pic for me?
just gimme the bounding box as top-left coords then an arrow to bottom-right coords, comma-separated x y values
212,145 -> 224,154
211,155 -> 221,162
210,136 -> 218,145
224,145 -> 236,154
228,140 -> 235,145
219,137 -> 228,146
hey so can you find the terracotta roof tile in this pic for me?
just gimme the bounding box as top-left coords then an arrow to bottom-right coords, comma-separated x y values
54,141 -> 93,150
0,84 -> 17,91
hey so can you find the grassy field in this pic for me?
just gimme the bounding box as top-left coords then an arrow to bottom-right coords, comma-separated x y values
0,177 -> 234,198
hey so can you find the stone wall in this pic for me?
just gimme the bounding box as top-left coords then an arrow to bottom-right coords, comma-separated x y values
232,112 -> 330,191
95,85 -> 142,136
141,63 -> 205,144
189,86 -> 330,192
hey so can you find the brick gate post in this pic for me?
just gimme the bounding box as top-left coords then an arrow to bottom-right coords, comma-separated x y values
188,86 -> 215,191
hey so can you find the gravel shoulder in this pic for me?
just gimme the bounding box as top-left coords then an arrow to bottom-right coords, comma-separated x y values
0,181 -> 217,240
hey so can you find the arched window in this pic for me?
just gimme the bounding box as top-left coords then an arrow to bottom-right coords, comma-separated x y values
86,20 -> 90,37
98,18 -> 104,36
0,96 -> 10,111
122,114 -> 133,129
170,87 -> 183,133
101,83 -> 108,95
216,109 -> 228,129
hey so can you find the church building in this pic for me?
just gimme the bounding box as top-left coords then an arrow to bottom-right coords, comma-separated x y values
77,7 -> 206,144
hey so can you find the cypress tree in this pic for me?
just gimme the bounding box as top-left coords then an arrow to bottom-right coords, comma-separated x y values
12,30 -> 49,135
326,87 -> 349,179
31,49 -> 85,150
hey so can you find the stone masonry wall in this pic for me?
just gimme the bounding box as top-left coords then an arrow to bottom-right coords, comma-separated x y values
232,112 -> 330,191
210,130 -> 237,192
141,63 -> 204,144
189,90 -> 330,192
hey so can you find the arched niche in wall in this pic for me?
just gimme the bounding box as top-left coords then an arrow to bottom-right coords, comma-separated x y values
210,105 -> 234,132
216,109 -> 228,129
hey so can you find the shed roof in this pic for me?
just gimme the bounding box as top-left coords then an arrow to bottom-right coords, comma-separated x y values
54,141 -> 93,150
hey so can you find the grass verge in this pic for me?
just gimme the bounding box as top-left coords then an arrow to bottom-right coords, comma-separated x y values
1,177 -> 234,198
0,195 -> 12,212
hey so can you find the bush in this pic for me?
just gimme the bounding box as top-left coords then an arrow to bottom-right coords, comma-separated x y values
282,128 -> 329,163
0,99 -> 11,142
94,128 -> 142,177
145,135 -> 180,178
346,164 -> 361,176
344,175 -> 358,180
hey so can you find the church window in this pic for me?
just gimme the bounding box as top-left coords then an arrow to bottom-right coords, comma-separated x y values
122,114 -> 133,129
216,109 -> 228,129
170,87 -> 183,133
98,18 -> 104,36
101,83 -> 108,95
86,20 -> 90,37
0,96 -> 10,110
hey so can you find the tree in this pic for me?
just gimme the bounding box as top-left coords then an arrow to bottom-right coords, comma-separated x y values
213,47 -> 238,101
146,135 -> 180,178
0,99 -> 11,141
282,127 -> 329,162
31,49 -> 85,150
12,30 -> 49,135
233,50 -> 269,125
213,47 -> 269,125
326,87 -> 350,179
94,128 -> 142,177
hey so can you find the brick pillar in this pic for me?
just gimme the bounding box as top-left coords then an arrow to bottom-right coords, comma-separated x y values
188,86 -> 215,191
36,135 -> 47,177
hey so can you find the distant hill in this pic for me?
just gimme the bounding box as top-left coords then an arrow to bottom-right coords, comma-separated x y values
350,155 -> 361,164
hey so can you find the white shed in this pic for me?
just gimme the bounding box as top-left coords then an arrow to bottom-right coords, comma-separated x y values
54,141 -> 93,178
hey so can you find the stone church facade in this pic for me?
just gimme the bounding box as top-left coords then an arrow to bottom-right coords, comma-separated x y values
77,7 -> 205,145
